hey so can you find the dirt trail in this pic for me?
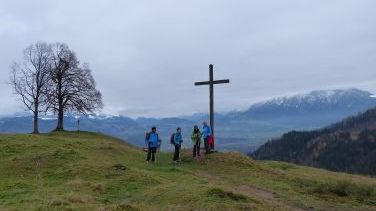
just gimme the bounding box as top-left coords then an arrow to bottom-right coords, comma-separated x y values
234,184 -> 277,201
195,168 -> 306,210
196,170 -> 221,182
232,184 -> 307,211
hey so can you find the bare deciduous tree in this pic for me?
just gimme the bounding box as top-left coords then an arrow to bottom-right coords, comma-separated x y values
47,43 -> 103,131
10,42 -> 51,133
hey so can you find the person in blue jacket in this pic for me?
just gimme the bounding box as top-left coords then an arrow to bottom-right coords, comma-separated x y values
173,127 -> 183,163
146,126 -> 160,163
202,121 -> 212,154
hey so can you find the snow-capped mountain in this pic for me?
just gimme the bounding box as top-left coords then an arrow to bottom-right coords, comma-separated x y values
242,88 -> 376,118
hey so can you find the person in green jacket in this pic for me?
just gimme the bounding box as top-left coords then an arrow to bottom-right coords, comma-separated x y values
191,125 -> 202,157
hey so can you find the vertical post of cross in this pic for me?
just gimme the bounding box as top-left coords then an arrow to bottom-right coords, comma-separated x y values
209,64 -> 214,138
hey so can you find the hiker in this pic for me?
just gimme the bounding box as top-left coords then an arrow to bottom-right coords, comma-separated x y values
202,121 -> 212,154
173,127 -> 183,163
191,125 -> 202,157
146,126 -> 160,163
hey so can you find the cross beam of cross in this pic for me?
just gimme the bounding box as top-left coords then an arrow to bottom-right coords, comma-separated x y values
194,64 -> 230,149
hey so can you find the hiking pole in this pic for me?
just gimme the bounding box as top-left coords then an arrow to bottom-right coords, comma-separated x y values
169,144 -> 173,153
156,147 -> 160,164
157,140 -> 162,164
179,142 -> 185,163
177,144 -> 181,164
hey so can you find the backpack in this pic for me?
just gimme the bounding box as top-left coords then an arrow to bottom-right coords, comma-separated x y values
145,132 -> 150,142
144,132 -> 150,152
208,135 -> 214,145
170,133 -> 175,145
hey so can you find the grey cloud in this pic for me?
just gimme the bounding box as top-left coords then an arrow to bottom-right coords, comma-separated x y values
0,0 -> 376,117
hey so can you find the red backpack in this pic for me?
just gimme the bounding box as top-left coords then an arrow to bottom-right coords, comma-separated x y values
208,135 -> 215,145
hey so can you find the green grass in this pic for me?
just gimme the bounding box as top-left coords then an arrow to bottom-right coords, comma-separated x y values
1,131 -> 376,210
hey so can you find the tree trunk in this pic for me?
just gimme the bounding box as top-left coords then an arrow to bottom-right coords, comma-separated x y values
55,107 -> 64,131
32,103 -> 39,134
55,71 -> 64,131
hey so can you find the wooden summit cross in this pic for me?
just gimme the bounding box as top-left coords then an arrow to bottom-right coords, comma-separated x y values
194,64 -> 230,149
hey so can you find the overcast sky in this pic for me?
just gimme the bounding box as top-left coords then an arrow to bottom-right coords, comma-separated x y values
1,0 -> 376,117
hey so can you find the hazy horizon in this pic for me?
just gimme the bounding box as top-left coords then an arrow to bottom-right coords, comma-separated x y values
1,0 -> 376,117
2,87 -> 374,119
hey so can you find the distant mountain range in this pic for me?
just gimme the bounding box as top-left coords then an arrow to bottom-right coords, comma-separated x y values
252,106 -> 376,175
217,88 -> 376,152
1,88 -> 375,153
235,88 -> 376,124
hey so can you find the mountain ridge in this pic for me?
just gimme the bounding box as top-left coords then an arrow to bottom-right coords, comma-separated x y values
1,88 -> 375,153
252,106 -> 376,175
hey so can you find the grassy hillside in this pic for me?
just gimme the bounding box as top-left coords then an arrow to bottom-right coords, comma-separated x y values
1,132 -> 376,210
